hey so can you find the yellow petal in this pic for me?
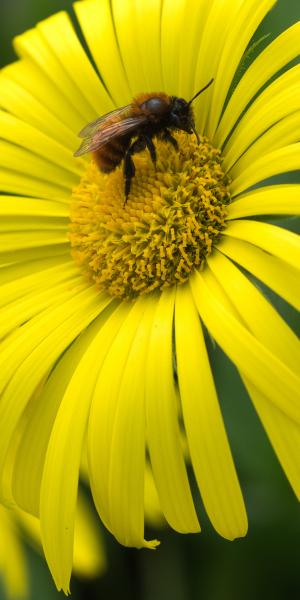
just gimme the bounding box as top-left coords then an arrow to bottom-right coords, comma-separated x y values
193,0 -> 243,132
227,184 -> 300,219
110,0 -> 143,95
144,465 -> 164,528
72,491 -> 106,579
0,110 -> 84,179
5,58 -> 84,133
175,284 -> 247,540
230,111 -> 300,180
88,299 -> 156,548
145,289 -> 200,533
12,305 -> 115,517
14,18 -> 96,125
208,251 -> 300,373
107,297 -> 159,548
0,256 -> 73,304
74,0 -> 131,106
214,21 -> 300,147
0,508 -> 28,599
161,0 -> 186,94
206,0 -> 276,138
0,230 -> 68,253
197,272 -> 300,503
230,143 -> 300,196
245,381 -> 300,500
37,11 -> 113,118
0,287 -> 109,506
224,219 -> 300,270
218,236 -> 300,311
0,270 -> 78,338
135,0 -> 166,92
223,66 -> 300,171
0,167 -> 72,202
0,69 -> 79,150
190,270 -> 300,424
0,196 -> 69,217
178,0 -> 211,99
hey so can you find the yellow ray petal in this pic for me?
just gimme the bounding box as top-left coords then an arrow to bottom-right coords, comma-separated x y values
190,270 -> 300,424
145,289 -> 200,533
74,0 -> 131,106
0,196 -> 69,217
0,167 -> 72,202
0,230 -> 68,253
175,284 -> 247,540
224,219 -> 300,271
72,491 -> 106,579
144,465 -> 164,528
193,0 -> 243,131
230,143 -> 300,196
0,508 -> 28,599
0,274 -> 80,338
206,0 -> 275,138
40,301 -> 128,592
227,184 -> 300,219
0,259 -> 75,307
88,300 -> 147,539
14,18 -> 97,124
223,66 -> 300,171
0,141 -> 77,190
214,236 -> 300,311
0,254 -> 72,288
230,111 -> 300,180
109,0 -> 151,96
12,306 -> 116,517
5,58 -> 84,133
108,298 -> 159,548
0,71 -> 79,150
198,271 -> 300,503
0,110 -> 84,178
208,251 -> 300,373
37,12 -> 112,117
16,489 -> 106,579
0,287 -> 109,505
134,0 -> 164,92
160,0 -> 186,94
2,217 -> 67,233
214,21 -> 300,147
178,0 -> 211,99
245,380 -> 300,500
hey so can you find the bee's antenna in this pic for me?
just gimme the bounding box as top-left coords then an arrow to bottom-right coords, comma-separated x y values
188,78 -> 214,105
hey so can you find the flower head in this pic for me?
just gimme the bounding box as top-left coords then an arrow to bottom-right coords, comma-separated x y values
0,0 -> 300,593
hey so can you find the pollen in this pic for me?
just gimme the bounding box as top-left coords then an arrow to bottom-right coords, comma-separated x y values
69,132 -> 231,299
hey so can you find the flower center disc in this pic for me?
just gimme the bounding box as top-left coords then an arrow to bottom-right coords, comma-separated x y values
69,132 -> 231,299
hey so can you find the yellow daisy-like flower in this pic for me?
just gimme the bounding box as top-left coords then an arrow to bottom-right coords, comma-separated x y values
0,491 -> 106,598
0,0 -> 300,592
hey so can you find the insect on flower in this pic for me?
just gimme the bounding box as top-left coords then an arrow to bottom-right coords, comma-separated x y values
74,79 -> 214,202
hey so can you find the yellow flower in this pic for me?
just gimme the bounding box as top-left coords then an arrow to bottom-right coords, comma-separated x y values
0,0 -> 300,593
0,491 -> 106,598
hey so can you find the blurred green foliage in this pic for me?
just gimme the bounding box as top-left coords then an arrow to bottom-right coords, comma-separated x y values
0,1 -> 299,599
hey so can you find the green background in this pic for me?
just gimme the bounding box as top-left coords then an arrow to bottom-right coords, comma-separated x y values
0,1 -> 299,599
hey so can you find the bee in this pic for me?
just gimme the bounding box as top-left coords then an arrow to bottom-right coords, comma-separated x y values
74,79 -> 214,202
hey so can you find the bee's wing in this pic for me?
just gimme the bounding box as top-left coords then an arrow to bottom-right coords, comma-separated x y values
78,104 -> 133,138
74,114 -> 148,157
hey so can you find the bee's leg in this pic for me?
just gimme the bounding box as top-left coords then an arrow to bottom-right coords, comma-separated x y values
123,136 -> 147,203
161,129 -> 179,151
144,136 -> 157,167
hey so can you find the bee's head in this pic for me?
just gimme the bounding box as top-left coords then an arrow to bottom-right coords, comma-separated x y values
169,79 -> 214,139
169,97 -> 195,134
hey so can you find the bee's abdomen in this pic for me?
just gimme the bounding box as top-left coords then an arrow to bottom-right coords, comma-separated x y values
93,137 -> 129,173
